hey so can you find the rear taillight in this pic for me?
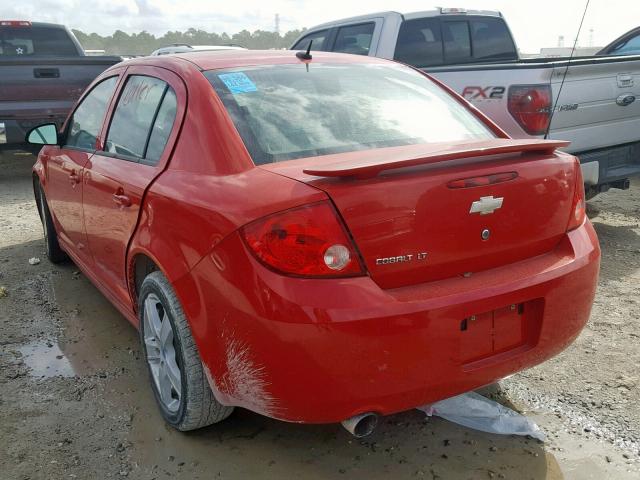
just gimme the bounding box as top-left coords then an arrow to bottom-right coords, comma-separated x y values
241,201 -> 364,277
508,85 -> 552,136
567,158 -> 586,231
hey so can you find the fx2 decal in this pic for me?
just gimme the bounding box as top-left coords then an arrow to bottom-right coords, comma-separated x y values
461,86 -> 505,100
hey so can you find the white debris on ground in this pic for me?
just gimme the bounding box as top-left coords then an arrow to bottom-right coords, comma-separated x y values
0,286 -> 7,297
28,257 -> 40,265
418,391 -> 546,442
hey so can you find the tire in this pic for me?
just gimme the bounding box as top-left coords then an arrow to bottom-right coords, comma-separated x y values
138,271 -> 234,431
36,184 -> 67,263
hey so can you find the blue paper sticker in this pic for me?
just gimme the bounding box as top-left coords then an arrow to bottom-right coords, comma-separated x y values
218,72 -> 257,94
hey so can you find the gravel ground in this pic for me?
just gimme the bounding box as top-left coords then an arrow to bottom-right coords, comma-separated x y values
0,151 -> 638,479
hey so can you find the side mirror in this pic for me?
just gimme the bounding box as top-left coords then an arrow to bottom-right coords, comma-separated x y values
26,123 -> 59,146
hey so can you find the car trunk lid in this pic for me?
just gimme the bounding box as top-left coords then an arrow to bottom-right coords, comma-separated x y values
262,139 -> 577,289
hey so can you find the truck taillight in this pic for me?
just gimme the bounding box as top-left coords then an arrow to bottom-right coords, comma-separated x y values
507,85 -> 552,136
241,201 -> 365,277
567,158 -> 586,231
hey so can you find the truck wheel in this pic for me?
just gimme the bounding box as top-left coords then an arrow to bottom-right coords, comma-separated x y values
585,185 -> 599,200
36,184 -> 67,263
138,271 -> 234,431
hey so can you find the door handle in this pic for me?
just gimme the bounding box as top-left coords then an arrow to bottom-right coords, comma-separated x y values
33,67 -> 60,79
112,193 -> 132,207
69,171 -> 80,185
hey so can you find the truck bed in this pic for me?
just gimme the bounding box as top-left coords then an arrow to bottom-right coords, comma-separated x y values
426,53 -> 640,194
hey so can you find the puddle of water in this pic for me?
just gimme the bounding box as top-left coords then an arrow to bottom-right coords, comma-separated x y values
48,268 -> 139,376
19,340 -> 76,378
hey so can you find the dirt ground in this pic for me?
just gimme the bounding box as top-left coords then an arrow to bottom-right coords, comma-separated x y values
1,151 -> 638,480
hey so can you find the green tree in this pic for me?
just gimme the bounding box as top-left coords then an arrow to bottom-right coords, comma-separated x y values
72,27 -> 307,55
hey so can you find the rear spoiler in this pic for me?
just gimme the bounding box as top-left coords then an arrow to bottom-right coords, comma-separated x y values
303,139 -> 570,179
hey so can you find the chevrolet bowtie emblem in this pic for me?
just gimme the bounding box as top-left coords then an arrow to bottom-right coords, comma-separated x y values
469,196 -> 504,215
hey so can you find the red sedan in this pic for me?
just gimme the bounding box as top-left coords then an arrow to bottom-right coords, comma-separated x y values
28,50 -> 600,437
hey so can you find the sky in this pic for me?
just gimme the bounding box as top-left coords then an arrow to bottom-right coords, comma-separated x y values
2,0 -> 639,53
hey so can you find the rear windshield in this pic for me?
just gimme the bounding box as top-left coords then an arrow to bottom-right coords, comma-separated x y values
0,25 -> 79,56
205,63 -> 494,164
394,16 -> 517,67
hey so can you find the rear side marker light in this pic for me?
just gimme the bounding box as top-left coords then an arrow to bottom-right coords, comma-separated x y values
242,201 -> 365,277
508,85 -> 552,136
448,172 -> 518,189
567,158 -> 586,231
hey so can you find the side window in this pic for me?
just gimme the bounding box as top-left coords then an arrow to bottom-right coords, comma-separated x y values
144,89 -> 177,165
470,18 -> 516,60
333,23 -> 375,56
442,21 -> 471,63
394,18 -> 443,67
292,30 -> 329,51
610,34 -> 640,55
105,75 -> 168,161
65,76 -> 118,150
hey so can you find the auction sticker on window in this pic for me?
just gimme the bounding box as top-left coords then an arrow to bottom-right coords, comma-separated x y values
218,72 -> 257,94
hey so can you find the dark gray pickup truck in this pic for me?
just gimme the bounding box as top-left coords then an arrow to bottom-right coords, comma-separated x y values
0,21 -> 121,149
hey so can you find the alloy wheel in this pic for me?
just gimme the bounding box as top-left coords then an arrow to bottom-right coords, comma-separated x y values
143,293 -> 182,413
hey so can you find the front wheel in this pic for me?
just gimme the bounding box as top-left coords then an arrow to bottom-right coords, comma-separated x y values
138,271 -> 234,431
36,184 -> 67,263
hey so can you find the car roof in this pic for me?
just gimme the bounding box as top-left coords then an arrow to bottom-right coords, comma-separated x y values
122,49 -> 391,72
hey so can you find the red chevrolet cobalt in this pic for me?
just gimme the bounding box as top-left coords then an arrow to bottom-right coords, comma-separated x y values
28,50 -> 599,436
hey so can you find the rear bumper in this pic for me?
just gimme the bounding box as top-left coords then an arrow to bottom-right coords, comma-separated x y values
177,220 -> 600,423
577,141 -> 640,186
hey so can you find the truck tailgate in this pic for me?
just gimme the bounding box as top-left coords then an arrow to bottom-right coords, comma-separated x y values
548,56 -> 640,153
0,57 -> 120,117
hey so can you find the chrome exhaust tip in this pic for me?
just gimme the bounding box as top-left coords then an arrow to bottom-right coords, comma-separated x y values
341,412 -> 379,438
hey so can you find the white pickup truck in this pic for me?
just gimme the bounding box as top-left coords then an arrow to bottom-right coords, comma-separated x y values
292,9 -> 640,197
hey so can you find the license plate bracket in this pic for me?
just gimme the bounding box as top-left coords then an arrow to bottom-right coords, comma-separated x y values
459,303 -> 526,363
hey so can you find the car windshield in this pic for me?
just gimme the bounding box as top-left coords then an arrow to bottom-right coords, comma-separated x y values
205,63 -> 494,164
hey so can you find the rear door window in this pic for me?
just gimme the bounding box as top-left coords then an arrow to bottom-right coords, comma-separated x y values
65,76 -> 118,150
144,89 -> 178,165
394,18 -> 443,67
292,29 -> 330,51
0,25 -> 78,56
333,23 -> 375,56
105,75 -> 171,162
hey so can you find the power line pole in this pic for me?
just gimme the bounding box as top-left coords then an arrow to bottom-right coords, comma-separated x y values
275,13 -> 280,35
